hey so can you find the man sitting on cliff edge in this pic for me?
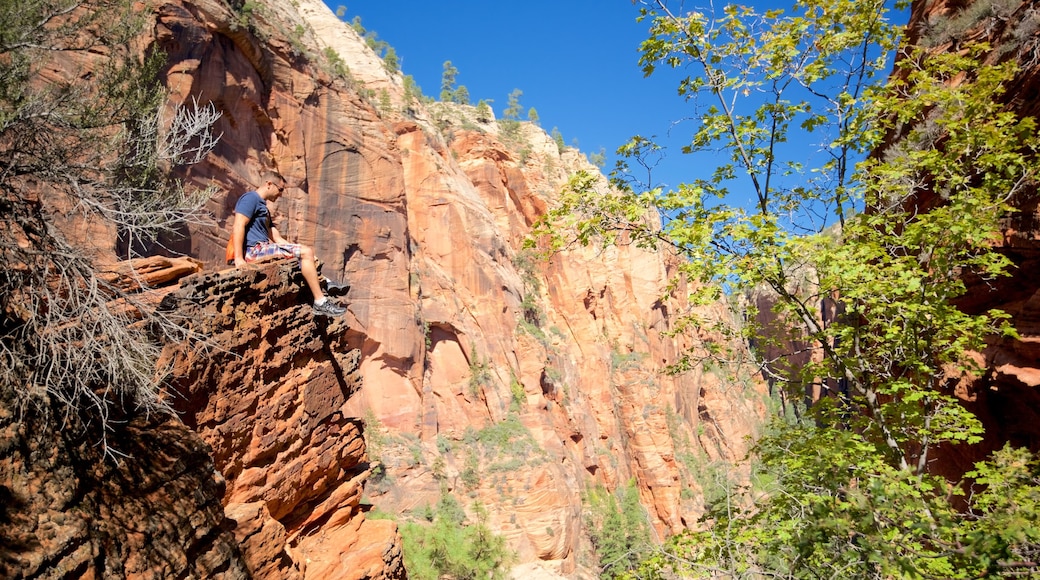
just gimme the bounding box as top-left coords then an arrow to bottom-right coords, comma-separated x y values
232,171 -> 347,317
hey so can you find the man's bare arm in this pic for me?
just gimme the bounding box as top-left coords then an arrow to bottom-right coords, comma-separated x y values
233,213 -> 249,267
270,225 -> 290,245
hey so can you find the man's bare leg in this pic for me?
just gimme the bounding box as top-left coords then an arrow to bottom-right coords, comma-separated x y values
298,245 -> 326,303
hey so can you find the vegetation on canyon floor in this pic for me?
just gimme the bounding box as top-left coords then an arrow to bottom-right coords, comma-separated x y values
531,0 -> 1040,576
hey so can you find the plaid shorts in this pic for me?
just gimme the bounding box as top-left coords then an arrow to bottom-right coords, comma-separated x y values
245,242 -> 302,262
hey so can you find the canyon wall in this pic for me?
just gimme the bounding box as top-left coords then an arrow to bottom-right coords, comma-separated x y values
1,0 -> 770,577
156,0 -> 768,573
14,0 -> 1038,578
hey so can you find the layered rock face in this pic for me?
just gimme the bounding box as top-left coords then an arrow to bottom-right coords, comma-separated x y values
1,254 -> 404,580
3,0 -> 769,577
0,395 -> 248,579
149,0 -> 768,572
159,260 -> 404,580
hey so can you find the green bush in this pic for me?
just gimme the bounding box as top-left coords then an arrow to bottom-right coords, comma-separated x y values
400,495 -> 514,580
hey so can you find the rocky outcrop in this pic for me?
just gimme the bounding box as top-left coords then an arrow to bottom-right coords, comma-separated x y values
27,0 -> 1040,573
146,0 -> 769,573
3,0 -> 770,576
159,259 -> 404,580
0,253 -> 403,580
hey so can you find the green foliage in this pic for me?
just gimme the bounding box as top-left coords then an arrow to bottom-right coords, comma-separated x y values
499,118 -> 521,141
440,60 -> 458,102
610,348 -> 645,373
378,89 -> 391,115
640,430 -> 1040,579
322,46 -> 349,78
288,24 -> 307,55
589,147 -> 607,168
584,481 -> 652,580
402,74 -> 424,114
453,85 -> 470,106
363,408 -> 387,457
551,127 -> 566,153
527,106 -> 539,126
534,0 -> 1036,470
438,60 -> 471,105
231,0 -> 261,31
475,99 -> 493,123
349,15 -> 364,34
532,0 -> 1040,575
920,0 -> 1022,48
476,414 -> 536,458
382,46 -> 399,73
513,248 -> 547,336
508,378 -> 525,413
502,88 -> 524,120
346,15 -> 399,73
400,494 -> 514,580
499,88 -> 524,140
467,344 -> 493,396
461,451 -> 480,490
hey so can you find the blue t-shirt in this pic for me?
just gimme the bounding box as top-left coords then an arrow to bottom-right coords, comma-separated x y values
234,190 -> 271,248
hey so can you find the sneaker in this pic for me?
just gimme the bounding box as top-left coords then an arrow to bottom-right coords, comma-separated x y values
313,300 -> 346,317
323,278 -> 351,296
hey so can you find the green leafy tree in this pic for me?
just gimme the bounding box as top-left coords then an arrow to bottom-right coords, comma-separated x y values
452,85 -> 470,106
0,0 -> 220,454
438,61 -> 470,104
589,147 -> 607,168
502,88 -> 523,120
382,45 -> 399,73
402,74 -> 424,114
440,60 -> 458,102
532,0 -> 1040,576
527,106 -> 539,126
349,15 -> 364,34
551,127 -> 566,153
499,88 -> 524,140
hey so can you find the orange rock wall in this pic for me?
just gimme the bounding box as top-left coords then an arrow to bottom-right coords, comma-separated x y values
122,0 -> 768,574
160,261 -> 404,580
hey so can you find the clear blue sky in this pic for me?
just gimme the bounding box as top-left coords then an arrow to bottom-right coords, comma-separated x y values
325,2 -> 908,211
325,1 -> 697,191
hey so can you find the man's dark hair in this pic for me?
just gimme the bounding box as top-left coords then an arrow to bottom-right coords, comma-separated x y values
261,170 -> 285,187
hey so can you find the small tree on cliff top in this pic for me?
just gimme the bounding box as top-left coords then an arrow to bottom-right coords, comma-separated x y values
531,0 -> 1040,576
0,0 -> 220,454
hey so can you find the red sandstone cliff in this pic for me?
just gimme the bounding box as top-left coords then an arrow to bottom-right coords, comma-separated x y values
1,0 -> 770,577
155,0 -> 768,573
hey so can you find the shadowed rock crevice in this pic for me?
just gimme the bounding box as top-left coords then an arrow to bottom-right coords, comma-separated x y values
0,394 -> 249,579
